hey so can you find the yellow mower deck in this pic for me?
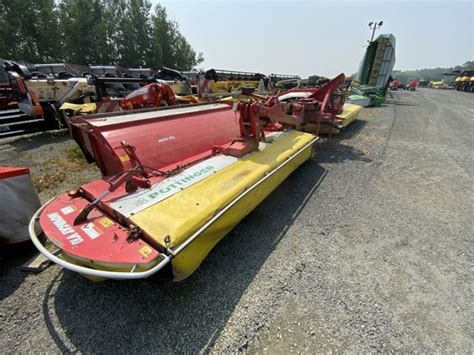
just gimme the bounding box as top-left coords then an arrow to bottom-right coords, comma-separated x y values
319,103 -> 362,134
130,130 -> 316,281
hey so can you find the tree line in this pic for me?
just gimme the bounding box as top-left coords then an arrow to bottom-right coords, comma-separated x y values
0,0 -> 203,70
392,61 -> 474,83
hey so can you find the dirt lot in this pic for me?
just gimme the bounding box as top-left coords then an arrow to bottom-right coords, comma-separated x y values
0,89 -> 472,352
0,131 -> 100,203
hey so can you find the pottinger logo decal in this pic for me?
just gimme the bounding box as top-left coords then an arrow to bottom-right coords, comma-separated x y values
147,165 -> 214,200
47,212 -> 84,245
110,155 -> 239,217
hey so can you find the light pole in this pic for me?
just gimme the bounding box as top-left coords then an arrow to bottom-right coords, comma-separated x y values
368,21 -> 383,42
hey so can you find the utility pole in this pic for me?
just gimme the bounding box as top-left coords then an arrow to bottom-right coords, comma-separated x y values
368,21 -> 383,42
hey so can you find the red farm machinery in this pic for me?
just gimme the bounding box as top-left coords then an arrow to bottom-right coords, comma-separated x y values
29,74 -> 346,282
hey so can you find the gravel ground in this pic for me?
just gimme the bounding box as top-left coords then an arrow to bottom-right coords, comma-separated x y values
0,130 -> 100,202
0,89 -> 472,353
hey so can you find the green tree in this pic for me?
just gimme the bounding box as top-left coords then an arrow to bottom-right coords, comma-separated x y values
0,0 -> 38,61
149,4 -> 203,70
173,30 -> 203,70
1,0 -> 203,70
102,0 -> 126,64
393,61 -> 474,83
461,61 -> 474,70
59,0 -> 113,65
149,4 -> 173,68
118,0 -> 152,67
0,0 -> 61,62
34,0 -> 63,61
0,1 -> 11,59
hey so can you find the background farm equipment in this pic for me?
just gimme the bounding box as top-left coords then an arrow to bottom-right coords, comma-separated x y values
355,34 -> 396,89
0,61 -> 189,136
0,60 -> 101,137
152,67 -> 193,96
274,75 -> 330,91
441,70 -> 474,93
390,79 -> 417,91
405,80 -> 418,91
1,56 -> 379,139
348,86 -> 385,106
197,69 -> 304,99
346,33 -> 396,108
119,81 -> 197,110
0,60 -> 51,137
454,71 -> 474,92
32,63 -> 90,79
430,80 -> 449,89
269,73 -> 301,83
239,73 -> 347,136
389,79 -> 403,90
203,68 -> 268,94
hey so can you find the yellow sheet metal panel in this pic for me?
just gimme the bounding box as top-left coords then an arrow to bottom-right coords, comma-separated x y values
209,81 -> 229,93
172,144 -> 312,281
130,130 -> 315,280
59,102 -> 97,113
337,103 -> 362,121
320,103 -> 362,134
338,103 -> 362,128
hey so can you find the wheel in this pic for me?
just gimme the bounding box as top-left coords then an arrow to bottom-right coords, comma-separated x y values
42,103 -> 63,128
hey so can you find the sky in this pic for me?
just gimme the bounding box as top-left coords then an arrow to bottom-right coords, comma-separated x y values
158,0 -> 474,77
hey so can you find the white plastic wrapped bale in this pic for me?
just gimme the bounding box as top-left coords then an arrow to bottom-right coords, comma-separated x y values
0,167 -> 41,244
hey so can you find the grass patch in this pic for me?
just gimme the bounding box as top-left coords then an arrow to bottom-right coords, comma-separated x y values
66,146 -> 84,160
